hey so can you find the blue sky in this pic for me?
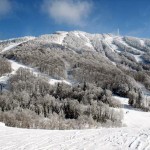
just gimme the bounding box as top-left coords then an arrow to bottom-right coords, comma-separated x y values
0,0 -> 150,39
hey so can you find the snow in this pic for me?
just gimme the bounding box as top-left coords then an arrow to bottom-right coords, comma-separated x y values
49,79 -> 71,85
9,60 -> 29,74
85,42 -> 93,48
73,31 -> 80,38
140,39 -> 145,46
78,31 -> 94,49
0,60 -> 33,86
1,33 -> 150,149
134,55 -> 143,62
115,37 -> 143,53
0,36 -> 35,43
0,38 -> 71,86
0,96 -> 150,150
55,31 -> 68,44
1,37 -> 35,53
136,82 -> 150,96
0,75 -> 9,84
0,40 -> 35,86
38,32 -> 68,45
0,60 -> 71,89
113,96 -> 150,128
2,43 -> 22,52
8,60 -> 71,86
0,123 -> 5,127
103,34 -> 119,52
111,61 -> 117,66
113,37 -> 145,63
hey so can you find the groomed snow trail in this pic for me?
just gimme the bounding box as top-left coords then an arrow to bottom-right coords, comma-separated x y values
1,125 -> 150,150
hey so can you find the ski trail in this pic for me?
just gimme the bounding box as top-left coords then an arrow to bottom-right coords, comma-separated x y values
1,37 -> 35,53
0,40 -> 71,86
0,125 -> 150,150
7,60 -> 71,86
55,31 -> 68,45
1,96 -> 150,149
1,35 -> 150,150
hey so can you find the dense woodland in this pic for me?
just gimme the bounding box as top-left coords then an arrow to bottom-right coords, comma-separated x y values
0,68 -> 123,129
0,58 -> 11,76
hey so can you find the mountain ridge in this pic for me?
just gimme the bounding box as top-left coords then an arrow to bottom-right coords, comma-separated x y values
0,30 -> 150,124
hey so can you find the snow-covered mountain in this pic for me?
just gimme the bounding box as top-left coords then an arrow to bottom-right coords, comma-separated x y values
33,31 -> 150,64
1,31 -> 150,65
1,31 -> 150,101
1,31 -> 150,149
1,31 -> 150,104
1,30 -> 150,91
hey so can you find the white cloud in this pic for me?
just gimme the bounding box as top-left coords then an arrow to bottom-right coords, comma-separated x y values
0,0 -> 12,18
42,0 -> 92,26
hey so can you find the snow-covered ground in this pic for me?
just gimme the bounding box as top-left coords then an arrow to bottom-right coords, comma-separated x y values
0,96 -> 150,150
113,96 -> 150,129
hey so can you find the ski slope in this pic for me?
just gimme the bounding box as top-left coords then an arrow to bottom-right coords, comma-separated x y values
0,59 -> 71,86
0,40 -> 71,86
38,31 -> 68,45
1,33 -> 150,150
1,37 -> 35,53
0,96 -> 150,150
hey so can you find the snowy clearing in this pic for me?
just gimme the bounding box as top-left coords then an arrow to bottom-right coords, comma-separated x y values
0,96 -> 150,150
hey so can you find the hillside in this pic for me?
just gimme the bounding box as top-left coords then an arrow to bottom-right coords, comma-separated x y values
0,31 -> 150,130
